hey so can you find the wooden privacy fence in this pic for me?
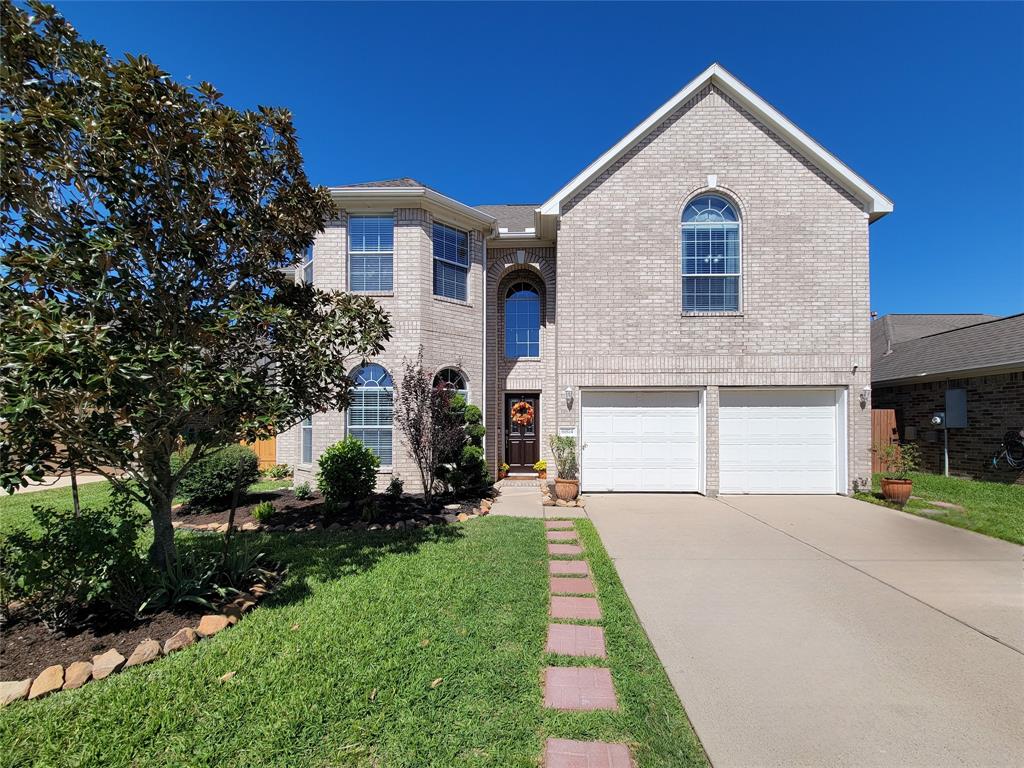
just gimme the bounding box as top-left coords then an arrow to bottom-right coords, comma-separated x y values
240,436 -> 277,469
871,408 -> 898,473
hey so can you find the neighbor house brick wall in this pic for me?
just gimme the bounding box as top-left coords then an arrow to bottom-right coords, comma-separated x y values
872,372 -> 1024,484
281,207 -> 486,493
555,84 -> 872,491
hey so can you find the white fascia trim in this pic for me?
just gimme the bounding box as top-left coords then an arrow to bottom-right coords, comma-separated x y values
540,63 -> 893,221
329,186 -> 497,230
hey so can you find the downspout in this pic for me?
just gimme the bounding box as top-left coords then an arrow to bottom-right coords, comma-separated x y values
481,233 -> 488,467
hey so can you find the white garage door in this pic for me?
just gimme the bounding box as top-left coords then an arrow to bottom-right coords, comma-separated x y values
581,391 -> 701,492
719,389 -> 843,494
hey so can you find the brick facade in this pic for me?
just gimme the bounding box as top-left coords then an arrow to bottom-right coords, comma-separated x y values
872,372 -> 1024,484
280,81 -> 880,495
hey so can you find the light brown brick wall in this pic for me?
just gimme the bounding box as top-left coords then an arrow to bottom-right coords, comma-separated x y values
554,84 -> 873,492
282,207 -> 486,493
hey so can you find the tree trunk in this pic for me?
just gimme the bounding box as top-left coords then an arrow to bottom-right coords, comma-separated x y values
146,453 -> 179,573
69,462 -> 81,517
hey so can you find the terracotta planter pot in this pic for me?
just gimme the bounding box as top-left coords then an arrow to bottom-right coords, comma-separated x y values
537,470 -> 547,480
554,477 -> 579,501
881,477 -> 913,505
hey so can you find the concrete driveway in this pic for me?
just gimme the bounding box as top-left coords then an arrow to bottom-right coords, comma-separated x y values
587,494 -> 1024,768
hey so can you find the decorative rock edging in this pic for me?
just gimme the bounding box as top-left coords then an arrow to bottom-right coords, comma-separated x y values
0,580 -> 277,707
540,481 -> 586,509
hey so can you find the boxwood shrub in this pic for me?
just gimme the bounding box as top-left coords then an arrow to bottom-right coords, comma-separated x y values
317,436 -> 379,513
173,444 -> 260,509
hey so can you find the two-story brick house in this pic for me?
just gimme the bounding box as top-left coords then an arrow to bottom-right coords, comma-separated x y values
282,63 -> 892,496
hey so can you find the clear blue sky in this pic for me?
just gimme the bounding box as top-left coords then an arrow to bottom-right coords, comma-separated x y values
59,1 -> 1024,317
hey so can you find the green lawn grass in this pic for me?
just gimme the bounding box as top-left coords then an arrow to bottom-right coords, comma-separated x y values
854,472 -> 1024,545
0,517 -> 708,768
0,478 -> 291,536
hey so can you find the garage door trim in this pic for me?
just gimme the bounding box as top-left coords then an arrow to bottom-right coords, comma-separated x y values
578,387 -> 706,494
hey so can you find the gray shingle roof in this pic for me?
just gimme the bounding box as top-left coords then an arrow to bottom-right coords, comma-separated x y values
474,204 -> 538,233
335,177 -> 428,189
872,314 -> 1024,384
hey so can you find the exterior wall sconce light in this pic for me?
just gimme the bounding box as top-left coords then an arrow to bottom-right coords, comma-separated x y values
514,249 -> 526,265
564,387 -> 574,409
859,386 -> 870,409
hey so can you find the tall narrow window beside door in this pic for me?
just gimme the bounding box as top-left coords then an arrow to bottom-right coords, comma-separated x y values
300,417 -> 313,465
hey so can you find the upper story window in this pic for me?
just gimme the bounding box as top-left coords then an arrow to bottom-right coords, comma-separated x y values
433,223 -> 469,301
682,195 -> 740,312
505,282 -> 540,358
348,363 -> 393,466
433,368 -> 468,402
349,215 -> 394,293
301,246 -> 314,285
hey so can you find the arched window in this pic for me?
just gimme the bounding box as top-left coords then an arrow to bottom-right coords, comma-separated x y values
682,195 -> 740,312
505,282 -> 540,358
348,363 -> 393,465
433,368 -> 469,402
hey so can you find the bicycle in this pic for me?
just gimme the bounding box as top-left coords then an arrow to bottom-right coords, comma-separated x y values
991,428 -> 1024,470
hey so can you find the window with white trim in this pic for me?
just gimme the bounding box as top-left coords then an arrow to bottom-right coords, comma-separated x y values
682,195 -> 740,312
349,215 -> 394,292
348,363 -> 393,465
433,368 -> 468,402
505,282 -> 540,358
300,416 -> 313,465
432,223 -> 468,301
301,246 -> 313,285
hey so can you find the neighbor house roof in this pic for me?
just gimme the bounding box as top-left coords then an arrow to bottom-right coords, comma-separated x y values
475,204 -> 538,234
870,313 -> 1000,367
872,314 -> 1024,385
539,62 -> 893,222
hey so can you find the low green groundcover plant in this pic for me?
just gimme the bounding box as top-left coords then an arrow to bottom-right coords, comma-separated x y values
250,501 -> 276,523
0,518 -> 707,768
172,445 -> 260,510
317,436 -> 379,513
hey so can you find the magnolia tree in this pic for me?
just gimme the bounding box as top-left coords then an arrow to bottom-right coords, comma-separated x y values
393,352 -> 466,505
0,0 -> 391,571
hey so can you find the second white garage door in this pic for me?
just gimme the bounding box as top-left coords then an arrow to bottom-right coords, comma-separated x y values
719,389 -> 844,494
581,391 -> 702,492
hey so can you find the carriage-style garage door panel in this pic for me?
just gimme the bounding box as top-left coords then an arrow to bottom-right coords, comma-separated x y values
582,391 -> 701,492
719,389 -> 841,494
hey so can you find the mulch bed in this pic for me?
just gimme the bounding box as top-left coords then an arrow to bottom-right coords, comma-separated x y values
173,488 -> 489,533
1,606 -> 203,681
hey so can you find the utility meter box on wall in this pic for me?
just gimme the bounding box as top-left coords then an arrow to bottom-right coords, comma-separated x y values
945,388 -> 968,429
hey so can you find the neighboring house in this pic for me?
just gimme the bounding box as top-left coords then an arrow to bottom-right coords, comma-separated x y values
871,313 -> 1024,483
282,63 -> 893,496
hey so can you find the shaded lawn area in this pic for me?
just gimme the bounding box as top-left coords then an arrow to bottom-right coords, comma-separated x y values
0,479 -> 291,536
0,516 -> 708,768
854,472 -> 1024,545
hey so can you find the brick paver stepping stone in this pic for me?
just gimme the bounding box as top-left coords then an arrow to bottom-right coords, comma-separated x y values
548,543 -> 583,556
550,575 -> 595,595
546,530 -> 578,542
550,595 -> 602,620
543,666 -> 618,711
549,560 -> 590,576
544,738 -> 633,768
546,623 -> 607,658
545,520 -> 575,530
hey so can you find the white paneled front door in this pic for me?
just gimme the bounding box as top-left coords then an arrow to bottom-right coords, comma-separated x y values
581,390 -> 702,492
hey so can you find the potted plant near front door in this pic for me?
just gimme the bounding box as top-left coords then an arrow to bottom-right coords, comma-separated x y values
549,435 -> 579,501
878,442 -> 920,505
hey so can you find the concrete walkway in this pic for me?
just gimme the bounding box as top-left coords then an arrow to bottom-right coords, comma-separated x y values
9,473 -> 108,494
489,480 -> 587,519
587,493 -> 1024,768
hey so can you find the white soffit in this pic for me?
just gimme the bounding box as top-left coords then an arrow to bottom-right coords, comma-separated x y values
539,63 -> 893,221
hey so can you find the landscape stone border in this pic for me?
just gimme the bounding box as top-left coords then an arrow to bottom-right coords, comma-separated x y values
0,575 -> 279,707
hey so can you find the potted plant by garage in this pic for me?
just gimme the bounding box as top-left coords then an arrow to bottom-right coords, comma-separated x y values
533,459 -> 547,480
878,442 -> 920,505
549,435 -> 580,501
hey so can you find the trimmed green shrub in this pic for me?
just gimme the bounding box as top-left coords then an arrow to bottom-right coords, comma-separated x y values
0,492 -> 148,630
173,445 -> 260,509
293,481 -> 314,500
251,501 -> 275,522
317,436 -> 379,513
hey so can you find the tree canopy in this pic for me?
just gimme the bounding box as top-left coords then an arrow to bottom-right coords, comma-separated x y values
0,0 -> 391,568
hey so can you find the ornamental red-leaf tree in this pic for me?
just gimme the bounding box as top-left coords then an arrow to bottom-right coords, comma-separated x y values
0,0 -> 391,571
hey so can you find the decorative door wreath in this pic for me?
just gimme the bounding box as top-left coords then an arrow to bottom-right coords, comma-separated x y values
510,400 -> 535,426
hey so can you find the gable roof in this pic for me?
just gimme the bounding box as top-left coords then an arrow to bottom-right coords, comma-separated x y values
872,314 -> 1024,385
539,63 -> 893,221
335,177 -> 428,189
